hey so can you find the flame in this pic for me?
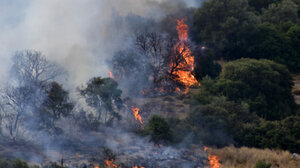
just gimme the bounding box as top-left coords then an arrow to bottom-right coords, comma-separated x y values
105,159 -> 118,168
131,106 -> 143,126
170,19 -> 199,88
133,166 -> 145,168
204,146 -> 221,168
109,70 -> 115,79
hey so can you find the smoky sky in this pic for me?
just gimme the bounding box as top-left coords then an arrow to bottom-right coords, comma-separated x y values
0,0 -> 201,86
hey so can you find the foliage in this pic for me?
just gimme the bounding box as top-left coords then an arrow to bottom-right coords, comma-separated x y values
194,49 -> 221,80
215,58 -> 296,120
189,59 -> 300,152
147,115 -> 173,143
255,160 -> 272,168
262,0 -> 298,24
192,0 -> 260,56
0,158 -> 8,168
12,159 -> 29,168
38,82 -> 74,133
79,77 -> 122,124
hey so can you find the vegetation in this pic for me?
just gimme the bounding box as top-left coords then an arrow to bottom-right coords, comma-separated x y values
193,0 -> 300,72
213,146 -> 300,168
187,59 -> 300,153
144,115 -> 173,143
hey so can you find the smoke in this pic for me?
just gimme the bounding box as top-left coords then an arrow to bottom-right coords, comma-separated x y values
0,0 -> 208,166
0,0 -> 201,86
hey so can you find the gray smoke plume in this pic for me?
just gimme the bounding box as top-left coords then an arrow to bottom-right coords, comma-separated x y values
0,0 -> 201,86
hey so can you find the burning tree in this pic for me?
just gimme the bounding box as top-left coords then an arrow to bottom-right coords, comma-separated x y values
169,19 -> 199,89
109,19 -> 199,96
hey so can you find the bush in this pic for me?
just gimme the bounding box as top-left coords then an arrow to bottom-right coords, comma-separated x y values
215,58 -> 296,120
0,158 -> 9,168
12,159 -> 29,168
147,115 -> 172,143
255,160 -> 272,168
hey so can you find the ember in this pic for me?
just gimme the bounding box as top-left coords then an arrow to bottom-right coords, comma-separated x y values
105,159 -> 118,168
170,19 -> 199,89
204,146 -> 221,168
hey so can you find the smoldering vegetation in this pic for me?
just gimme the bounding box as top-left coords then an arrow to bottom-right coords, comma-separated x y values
0,1 -> 212,168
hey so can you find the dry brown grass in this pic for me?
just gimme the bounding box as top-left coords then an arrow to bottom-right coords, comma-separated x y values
213,146 -> 300,168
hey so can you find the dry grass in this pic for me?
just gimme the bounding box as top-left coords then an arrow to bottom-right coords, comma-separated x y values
213,146 -> 300,168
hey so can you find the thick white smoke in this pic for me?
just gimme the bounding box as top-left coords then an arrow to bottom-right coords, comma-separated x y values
0,0 -> 201,86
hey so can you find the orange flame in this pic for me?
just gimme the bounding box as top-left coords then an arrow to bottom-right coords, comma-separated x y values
133,166 -> 145,168
105,159 -> 118,168
109,70 -> 115,79
170,19 -> 199,88
204,146 -> 221,168
131,106 -> 143,126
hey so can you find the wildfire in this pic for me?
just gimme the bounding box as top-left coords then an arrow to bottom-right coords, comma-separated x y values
131,106 -> 143,126
204,146 -> 221,168
109,70 -> 115,79
170,19 -> 199,89
105,159 -> 118,168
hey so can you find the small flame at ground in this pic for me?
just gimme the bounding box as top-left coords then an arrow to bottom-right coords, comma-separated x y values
204,146 -> 221,168
133,166 -> 145,168
131,106 -> 143,126
105,159 -> 118,168
170,19 -> 199,88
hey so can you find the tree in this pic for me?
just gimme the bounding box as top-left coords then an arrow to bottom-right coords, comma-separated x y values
10,50 -> 65,86
192,0 -> 260,56
38,82 -> 74,133
0,50 -> 65,140
194,49 -> 221,80
147,115 -> 172,143
262,0 -> 298,25
215,58 -> 296,120
79,77 -> 122,125
248,0 -> 281,11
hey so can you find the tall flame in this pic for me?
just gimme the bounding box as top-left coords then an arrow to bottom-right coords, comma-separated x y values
105,159 -> 118,168
131,106 -> 143,126
204,146 -> 221,168
170,19 -> 199,89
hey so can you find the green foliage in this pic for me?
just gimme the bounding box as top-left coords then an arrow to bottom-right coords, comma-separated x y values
193,0 -> 260,56
38,82 -> 74,132
194,50 -> 221,80
216,58 -> 296,120
192,0 -> 300,72
147,115 -> 172,143
0,158 -> 8,168
248,0 -> 281,11
12,159 -> 29,168
255,160 -> 272,168
79,77 -> 122,124
262,0 -> 298,24
188,95 -> 255,146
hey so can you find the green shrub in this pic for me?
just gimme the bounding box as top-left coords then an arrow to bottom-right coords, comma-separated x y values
12,159 -> 29,168
148,115 -> 172,143
255,160 -> 272,168
0,158 -> 9,168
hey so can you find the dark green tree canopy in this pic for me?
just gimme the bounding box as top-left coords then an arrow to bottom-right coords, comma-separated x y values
38,82 -> 74,132
79,77 -> 122,124
215,58 -> 296,120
